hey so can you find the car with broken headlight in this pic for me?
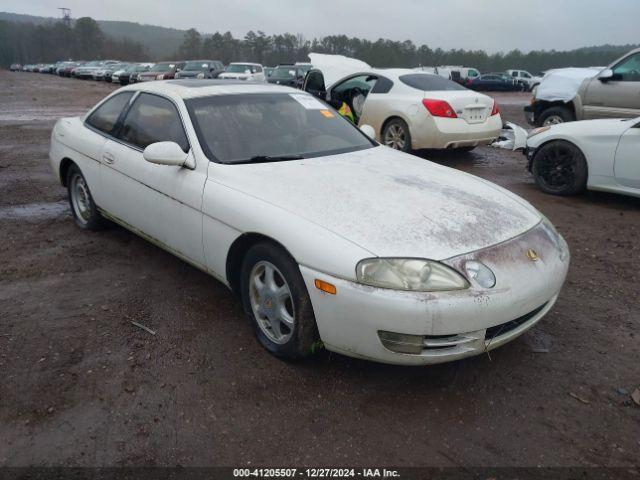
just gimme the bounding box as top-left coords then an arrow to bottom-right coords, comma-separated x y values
303,54 -> 502,152
49,80 -> 569,366
525,117 -> 640,198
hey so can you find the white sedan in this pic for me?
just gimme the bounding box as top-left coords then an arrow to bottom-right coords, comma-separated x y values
525,118 -> 640,197
302,53 -> 502,152
49,80 -> 569,365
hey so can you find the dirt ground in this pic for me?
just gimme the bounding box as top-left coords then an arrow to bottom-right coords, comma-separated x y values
0,71 -> 638,468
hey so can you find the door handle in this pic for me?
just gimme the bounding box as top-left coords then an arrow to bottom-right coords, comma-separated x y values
103,152 -> 115,164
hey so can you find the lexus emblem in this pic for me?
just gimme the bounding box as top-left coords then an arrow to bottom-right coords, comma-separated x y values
526,249 -> 540,261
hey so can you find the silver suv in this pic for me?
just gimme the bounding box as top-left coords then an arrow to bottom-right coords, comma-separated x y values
525,48 -> 640,126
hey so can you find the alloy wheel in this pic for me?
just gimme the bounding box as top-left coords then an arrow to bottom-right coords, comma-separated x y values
384,124 -> 406,150
249,261 -> 295,344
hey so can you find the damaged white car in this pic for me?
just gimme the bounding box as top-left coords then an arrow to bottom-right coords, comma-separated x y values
50,80 -> 569,365
526,117 -> 640,197
303,53 -> 502,152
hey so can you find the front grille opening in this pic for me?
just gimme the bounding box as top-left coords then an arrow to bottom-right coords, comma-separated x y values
485,302 -> 548,340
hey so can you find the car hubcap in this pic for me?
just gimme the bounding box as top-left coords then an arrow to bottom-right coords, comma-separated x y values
543,115 -> 564,126
249,261 -> 294,344
71,174 -> 91,224
537,147 -> 576,190
384,124 -> 406,150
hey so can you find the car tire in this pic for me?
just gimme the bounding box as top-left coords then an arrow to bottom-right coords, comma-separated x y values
382,118 -> 412,152
240,243 -> 319,360
537,106 -> 575,127
531,140 -> 588,196
66,164 -> 106,230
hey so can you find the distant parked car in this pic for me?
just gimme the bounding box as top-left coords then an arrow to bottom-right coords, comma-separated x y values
267,64 -> 307,87
264,66 -> 274,78
73,60 -> 119,80
61,62 -> 83,77
525,48 -> 640,127
10,63 -> 22,71
525,117 -> 640,198
115,64 -> 152,85
303,55 -> 502,152
219,62 -> 266,81
175,60 -> 225,79
439,66 -> 481,84
506,69 -> 542,91
55,61 -> 78,76
467,73 -> 524,92
137,61 -> 185,82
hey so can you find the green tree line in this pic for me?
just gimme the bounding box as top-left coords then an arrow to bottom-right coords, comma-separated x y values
1,16 -> 637,73
0,17 -> 146,66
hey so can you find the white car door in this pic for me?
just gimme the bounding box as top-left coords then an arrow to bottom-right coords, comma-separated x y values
100,92 -> 208,267
614,122 -> 640,189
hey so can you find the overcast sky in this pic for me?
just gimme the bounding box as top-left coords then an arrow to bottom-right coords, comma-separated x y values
4,0 -> 639,53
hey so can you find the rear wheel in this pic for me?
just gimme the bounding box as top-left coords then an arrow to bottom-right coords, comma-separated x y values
66,164 -> 106,230
240,243 -> 319,360
538,106 -> 575,127
531,140 -> 588,196
382,118 -> 412,152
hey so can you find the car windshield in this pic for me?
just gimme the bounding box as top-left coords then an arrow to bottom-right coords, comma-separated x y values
186,93 -> 375,164
227,64 -> 254,73
271,66 -> 297,79
184,61 -> 210,71
150,63 -> 175,72
399,74 -> 466,91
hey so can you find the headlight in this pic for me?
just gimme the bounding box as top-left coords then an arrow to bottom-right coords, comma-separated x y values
540,216 -> 569,262
197,72 -> 205,79
464,261 -> 496,288
528,126 -> 550,138
356,258 -> 469,292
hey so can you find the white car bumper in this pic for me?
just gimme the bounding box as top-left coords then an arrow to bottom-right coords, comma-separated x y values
411,114 -> 503,149
300,222 -> 569,365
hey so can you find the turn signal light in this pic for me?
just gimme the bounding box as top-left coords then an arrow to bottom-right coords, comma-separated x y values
314,279 -> 337,295
491,101 -> 500,116
422,99 -> 457,118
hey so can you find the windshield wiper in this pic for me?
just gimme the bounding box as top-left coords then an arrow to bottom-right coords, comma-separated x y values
234,154 -> 305,164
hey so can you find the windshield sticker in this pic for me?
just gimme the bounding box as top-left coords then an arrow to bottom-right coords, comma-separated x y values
289,94 -> 325,110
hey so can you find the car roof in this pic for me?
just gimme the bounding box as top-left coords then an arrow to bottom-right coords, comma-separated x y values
119,79 -> 297,99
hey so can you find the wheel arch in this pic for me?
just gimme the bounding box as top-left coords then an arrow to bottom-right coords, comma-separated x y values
225,232 -> 297,294
59,157 -> 77,187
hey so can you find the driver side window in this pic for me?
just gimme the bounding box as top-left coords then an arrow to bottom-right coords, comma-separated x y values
613,53 -> 640,82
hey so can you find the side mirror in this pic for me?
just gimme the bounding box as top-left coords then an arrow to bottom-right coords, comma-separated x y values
359,124 -> 376,140
599,69 -> 614,82
143,142 -> 188,167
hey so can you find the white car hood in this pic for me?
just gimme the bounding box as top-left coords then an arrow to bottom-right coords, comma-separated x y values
535,67 -> 602,103
215,147 -> 541,259
219,72 -> 250,79
307,53 -> 372,87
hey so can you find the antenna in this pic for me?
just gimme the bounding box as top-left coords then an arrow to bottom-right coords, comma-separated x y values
58,7 -> 71,27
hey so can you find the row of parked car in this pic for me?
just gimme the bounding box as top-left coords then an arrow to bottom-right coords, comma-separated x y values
10,60 -> 317,86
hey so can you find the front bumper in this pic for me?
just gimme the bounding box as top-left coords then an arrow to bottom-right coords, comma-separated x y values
300,222 -> 569,365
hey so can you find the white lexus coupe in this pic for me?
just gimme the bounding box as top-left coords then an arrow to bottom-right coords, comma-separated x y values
49,80 -> 570,365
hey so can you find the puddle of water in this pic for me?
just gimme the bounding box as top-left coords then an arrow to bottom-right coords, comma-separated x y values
0,201 -> 69,220
0,108 -> 86,122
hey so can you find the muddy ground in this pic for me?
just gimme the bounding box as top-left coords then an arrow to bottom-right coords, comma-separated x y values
0,71 -> 638,468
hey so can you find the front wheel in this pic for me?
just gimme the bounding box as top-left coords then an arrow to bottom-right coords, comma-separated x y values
382,118 -> 412,152
538,106 -> 575,127
531,140 -> 588,196
66,164 -> 106,230
240,243 -> 319,360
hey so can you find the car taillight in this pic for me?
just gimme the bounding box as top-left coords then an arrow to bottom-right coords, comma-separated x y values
422,99 -> 457,118
491,101 -> 500,116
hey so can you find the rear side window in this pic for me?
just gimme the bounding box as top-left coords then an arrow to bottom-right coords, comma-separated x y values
118,93 -> 189,152
399,74 -> 466,91
86,92 -> 133,135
